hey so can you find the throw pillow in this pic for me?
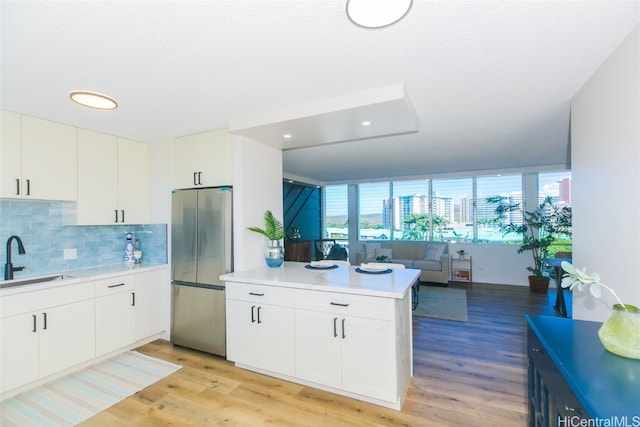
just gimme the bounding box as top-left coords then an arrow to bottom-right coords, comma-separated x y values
424,243 -> 446,261
364,242 -> 380,259
375,248 -> 393,260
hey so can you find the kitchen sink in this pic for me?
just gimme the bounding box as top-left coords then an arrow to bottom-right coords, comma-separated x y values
0,274 -> 74,289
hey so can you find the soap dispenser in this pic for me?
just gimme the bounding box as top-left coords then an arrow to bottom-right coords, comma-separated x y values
124,233 -> 134,265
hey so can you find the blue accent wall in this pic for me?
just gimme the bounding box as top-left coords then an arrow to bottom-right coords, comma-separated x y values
1,200 -> 167,279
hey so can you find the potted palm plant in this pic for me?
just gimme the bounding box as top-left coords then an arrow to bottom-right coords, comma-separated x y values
248,210 -> 286,267
488,196 -> 572,292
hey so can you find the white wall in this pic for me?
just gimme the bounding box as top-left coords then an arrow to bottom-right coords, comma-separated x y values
232,135 -> 283,271
147,139 -> 172,340
448,243 -> 532,286
571,25 -> 640,321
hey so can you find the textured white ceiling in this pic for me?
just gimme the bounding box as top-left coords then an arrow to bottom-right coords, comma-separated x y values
1,1 -> 638,183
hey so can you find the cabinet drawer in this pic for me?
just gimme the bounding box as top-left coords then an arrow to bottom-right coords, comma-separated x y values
295,289 -> 395,321
94,275 -> 135,297
1,282 -> 94,318
226,282 -> 294,307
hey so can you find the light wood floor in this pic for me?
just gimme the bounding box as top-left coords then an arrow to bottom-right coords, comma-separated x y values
80,283 -> 563,427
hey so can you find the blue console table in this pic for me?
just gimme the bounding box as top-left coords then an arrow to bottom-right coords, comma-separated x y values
526,315 -> 640,426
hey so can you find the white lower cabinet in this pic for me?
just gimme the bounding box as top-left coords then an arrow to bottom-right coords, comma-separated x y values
0,266 -> 169,396
134,267 -> 169,340
0,283 -> 95,394
94,275 -> 136,356
295,290 -> 398,403
226,283 -> 295,377
38,299 -> 95,377
224,281 -> 411,409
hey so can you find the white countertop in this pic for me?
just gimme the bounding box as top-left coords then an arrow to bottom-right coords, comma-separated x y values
219,262 -> 420,299
0,264 -> 167,296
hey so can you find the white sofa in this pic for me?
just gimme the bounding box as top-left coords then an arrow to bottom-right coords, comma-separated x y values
355,241 -> 449,284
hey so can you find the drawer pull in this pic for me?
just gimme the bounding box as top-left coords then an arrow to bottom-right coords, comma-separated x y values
330,302 -> 349,307
108,283 -> 126,288
249,292 -> 265,296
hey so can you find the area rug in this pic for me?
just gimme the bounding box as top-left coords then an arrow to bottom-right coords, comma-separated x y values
414,286 -> 468,322
0,350 -> 181,427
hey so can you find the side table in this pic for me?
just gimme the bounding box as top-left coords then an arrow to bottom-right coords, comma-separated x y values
451,256 -> 472,284
284,240 -> 311,262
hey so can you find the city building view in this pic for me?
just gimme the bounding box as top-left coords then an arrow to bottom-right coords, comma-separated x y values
325,174 -> 572,245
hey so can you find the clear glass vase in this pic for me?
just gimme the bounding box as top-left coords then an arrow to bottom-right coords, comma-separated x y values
598,304 -> 640,359
265,240 -> 284,268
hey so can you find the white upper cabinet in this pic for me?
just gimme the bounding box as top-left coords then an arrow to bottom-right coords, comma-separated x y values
0,111 -> 22,198
77,129 -> 148,225
77,129 -> 119,224
1,112 -> 77,200
117,137 -> 149,224
172,129 -> 232,189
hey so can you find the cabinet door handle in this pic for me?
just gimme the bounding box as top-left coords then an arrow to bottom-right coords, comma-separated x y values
42,312 -> 47,330
197,172 -> 202,185
251,305 -> 256,323
114,209 -> 119,223
15,179 -> 20,195
330,302 -> 349,307
341,318 -> 346,339
249,292 -> 264,296
26,179 -> 31,195
121,210 -> 125,223
333,317 -> 338,337
32,314 -> 37,332
193,172 -> 198,186
131,292 -> 136,306
108,283 -> 125,288
257,306 -> 262,324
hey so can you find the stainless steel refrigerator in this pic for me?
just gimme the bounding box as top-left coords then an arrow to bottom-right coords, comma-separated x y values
171,187 -> 232,356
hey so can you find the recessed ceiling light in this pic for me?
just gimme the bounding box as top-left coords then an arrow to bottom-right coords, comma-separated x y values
283,133 -> 293,139
346,0 -> 412,29
361,121 -> 372,126
69,90 -> 118,110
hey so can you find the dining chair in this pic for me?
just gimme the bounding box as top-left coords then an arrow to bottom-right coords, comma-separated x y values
315,239 -> 336,260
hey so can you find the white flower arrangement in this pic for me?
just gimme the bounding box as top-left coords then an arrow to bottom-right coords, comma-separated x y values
560,261 -> 625,308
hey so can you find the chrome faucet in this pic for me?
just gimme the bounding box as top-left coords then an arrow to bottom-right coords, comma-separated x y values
5,235 -> 26,280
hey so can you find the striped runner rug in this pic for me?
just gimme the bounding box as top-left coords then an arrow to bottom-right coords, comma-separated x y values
0,350 -> 181,426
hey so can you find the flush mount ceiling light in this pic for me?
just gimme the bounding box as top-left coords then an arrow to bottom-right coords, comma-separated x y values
283,133 -> 293,139
361,121 -> 372,126
346,0 -> 412,29
69,90 -> 118,110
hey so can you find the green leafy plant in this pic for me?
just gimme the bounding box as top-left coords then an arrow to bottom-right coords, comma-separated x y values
561,262 -> 625,308
489,196 -> 572,277
248,210 -> 285,242
375,255 -> 388,262
456,249 -> 467,256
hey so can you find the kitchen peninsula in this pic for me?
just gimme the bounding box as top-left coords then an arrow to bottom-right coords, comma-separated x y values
220,261 -> 420,410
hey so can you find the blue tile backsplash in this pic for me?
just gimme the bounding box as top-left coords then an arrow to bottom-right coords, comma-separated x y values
1,199 -> 167,279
